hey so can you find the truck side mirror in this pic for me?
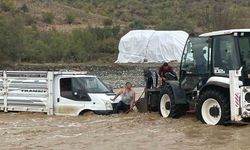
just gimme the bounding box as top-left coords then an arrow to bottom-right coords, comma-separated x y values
107,85 -> 113,92
105,84 -> 113,92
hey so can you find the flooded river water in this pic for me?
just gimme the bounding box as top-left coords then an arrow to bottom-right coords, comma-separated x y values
0,87 -> 249,150
1,112 -> 250,150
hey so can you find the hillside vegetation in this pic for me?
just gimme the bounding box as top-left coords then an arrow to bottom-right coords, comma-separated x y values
0,0 -> 250,65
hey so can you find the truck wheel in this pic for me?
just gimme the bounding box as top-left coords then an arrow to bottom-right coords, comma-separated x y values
159,85 -> 185,118
196,90 -> 230,125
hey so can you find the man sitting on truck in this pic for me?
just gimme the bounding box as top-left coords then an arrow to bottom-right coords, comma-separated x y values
158,62 -> 177,84
111,82 -> 136,113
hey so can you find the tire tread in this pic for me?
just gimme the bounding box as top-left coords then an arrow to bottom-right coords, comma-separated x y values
159,84 -> 186,118
196,89 -> 230,125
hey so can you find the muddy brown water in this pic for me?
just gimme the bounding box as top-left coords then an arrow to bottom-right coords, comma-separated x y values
1,112 -> 250,150
1,88 -> 250,150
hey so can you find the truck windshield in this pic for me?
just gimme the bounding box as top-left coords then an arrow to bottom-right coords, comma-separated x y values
238,33 -> 250,66
76,77 -> 110,93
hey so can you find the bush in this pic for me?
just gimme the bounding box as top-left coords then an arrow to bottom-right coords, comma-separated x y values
0,14 -> 122,63
97,38 -> 118,53
24,14 -> 35,25
0,0 -> 14,12
129,20 -> 145,29
42,12 -> 54,24
20,3 -> 29,13
68,29 -> 98,62
120,12 -> 132,22
89,26 -> 120,40
157,18 -> 194,33
65,13 -> 75,24
103,19 -> 113,26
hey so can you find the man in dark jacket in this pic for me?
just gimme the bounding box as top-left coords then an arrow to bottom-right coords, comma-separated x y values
158,62 -> 177,84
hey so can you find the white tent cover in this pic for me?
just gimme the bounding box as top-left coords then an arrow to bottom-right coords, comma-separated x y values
116,30 -> 189,63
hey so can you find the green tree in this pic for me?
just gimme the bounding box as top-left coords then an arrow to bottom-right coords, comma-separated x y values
68,29 -> 98,62
0,17 -> 24,63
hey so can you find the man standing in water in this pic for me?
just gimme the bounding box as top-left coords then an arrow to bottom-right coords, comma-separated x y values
112,82 -> 136,113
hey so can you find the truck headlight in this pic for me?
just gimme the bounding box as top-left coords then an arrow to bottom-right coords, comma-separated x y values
246,104 -> 250,111
245,92 -> 250,103
105,101 -> 113,110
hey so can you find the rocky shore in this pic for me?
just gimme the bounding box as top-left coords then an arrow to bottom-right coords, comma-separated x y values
2,62 -> 180,89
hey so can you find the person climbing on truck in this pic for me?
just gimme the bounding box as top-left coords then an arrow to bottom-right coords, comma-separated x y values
158,62 -> 177,84
111,82 -> 136,113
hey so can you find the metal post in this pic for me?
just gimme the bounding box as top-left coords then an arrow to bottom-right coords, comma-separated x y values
47,72 -> 54,115
3,71 -> 7,112
229,69 -> 242,122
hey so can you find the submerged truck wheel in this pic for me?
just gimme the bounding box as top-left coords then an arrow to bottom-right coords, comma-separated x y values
196,90 -> 230,125
159,85 -> 185,118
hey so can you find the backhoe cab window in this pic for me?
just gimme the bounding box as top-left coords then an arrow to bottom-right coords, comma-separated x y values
239,33 -> 250,66
180,37 -> 209,91
60,78 -> 90,101
181,38 -> 209,74
213,35 -> 240,75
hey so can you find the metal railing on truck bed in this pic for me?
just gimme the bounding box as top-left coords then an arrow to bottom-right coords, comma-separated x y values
0,71 -> 51,114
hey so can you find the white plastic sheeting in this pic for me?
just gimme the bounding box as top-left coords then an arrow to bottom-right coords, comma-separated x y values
116,30 -> 189,63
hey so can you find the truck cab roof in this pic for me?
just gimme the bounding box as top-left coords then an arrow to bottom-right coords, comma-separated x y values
199,29 -> 250,37
0,71 -> 94,78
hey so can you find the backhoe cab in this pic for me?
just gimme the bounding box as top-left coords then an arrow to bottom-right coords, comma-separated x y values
159,29 -> 250,125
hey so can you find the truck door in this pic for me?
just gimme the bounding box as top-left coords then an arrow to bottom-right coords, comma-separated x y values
180,37 -> 210,91
55,77 -> 91,115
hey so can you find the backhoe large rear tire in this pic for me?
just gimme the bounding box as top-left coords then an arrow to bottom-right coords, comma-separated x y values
159,85 -> 186,118
196,90 -> 230,125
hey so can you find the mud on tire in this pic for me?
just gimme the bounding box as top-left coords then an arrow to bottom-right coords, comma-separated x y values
159,84 -> 186,118
196,89 -> 230,125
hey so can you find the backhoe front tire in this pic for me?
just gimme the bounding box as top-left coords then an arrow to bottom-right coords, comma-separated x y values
159,85 -> 186,119
196,90 -> 230,125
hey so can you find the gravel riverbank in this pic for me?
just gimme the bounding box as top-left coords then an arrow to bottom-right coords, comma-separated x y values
2,62 -> 180,89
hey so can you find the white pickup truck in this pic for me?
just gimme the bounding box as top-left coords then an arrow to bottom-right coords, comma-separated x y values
0,71 -> 120,116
